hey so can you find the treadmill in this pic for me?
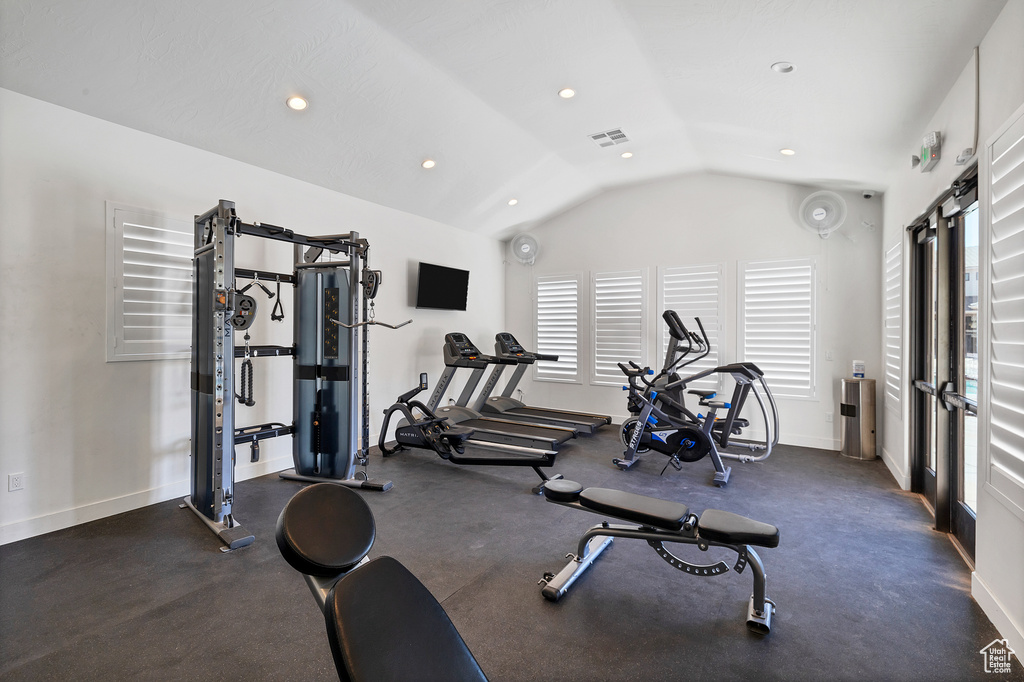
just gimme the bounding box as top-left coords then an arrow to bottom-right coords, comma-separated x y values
470,332 -> 611,434
426,333 -> 577,454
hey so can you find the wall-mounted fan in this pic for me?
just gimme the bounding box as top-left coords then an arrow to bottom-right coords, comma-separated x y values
798,191 -> 848,239
509,233 -> 540,265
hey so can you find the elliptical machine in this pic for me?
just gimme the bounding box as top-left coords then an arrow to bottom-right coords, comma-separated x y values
614,312 -> 779,486
616,361 -> 734,485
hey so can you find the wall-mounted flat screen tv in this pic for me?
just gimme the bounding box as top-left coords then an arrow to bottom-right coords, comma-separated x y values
415,262 -> 469,311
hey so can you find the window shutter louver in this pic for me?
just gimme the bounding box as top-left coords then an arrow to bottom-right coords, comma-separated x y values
659,264 -> 723,389
535,274 -> 580,381
739,258 -> 815,398
987,108 -> 1024,488
108,206 -> 193,361
592,270 -> 647,384
884,242 -> 903,408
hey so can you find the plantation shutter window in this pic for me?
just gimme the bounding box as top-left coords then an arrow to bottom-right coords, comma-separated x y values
738,258 -> 816,398
106,204 -> 193,361
884,242 -> 903,409
986,105 -> 1024,492
535,274 -> 580,382
592,269 -> 647,385
659,264 -> 724,390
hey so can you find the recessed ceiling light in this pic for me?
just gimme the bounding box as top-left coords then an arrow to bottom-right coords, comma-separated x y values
508,198 -> 518,206
286,96 -> 308,111
771,62 -> 795,74
421,159 -> 436,169
780,148 -> 796,156
558,88 -> 575,99
621,151 -> 633,159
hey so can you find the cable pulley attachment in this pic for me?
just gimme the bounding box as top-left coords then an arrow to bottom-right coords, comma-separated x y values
236,332 -> 255,407
238,272 -> 275,298
271,276 -> 285,322
330,311 -> 412,330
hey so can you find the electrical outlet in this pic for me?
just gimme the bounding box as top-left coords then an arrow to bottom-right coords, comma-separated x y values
8,473 -> 25,492
825,351 -> 834,361
825,413 -> 834,423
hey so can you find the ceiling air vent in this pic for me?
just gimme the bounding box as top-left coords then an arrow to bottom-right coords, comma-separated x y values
589,128 -> 629,147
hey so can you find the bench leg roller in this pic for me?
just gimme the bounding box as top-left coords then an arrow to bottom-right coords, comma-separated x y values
746,596 -> 775,634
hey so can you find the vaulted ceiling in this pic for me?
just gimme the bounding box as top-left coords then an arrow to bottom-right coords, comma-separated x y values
0,0 -> 1006,237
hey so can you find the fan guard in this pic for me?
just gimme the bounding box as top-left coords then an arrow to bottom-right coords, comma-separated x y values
798,191 -> 848,238
510,233 -> 540,265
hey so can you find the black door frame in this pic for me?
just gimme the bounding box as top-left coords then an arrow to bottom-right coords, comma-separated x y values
908,166 -> 978,559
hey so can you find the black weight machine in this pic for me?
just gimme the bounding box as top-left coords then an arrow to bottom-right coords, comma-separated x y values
184,200 -> 409,551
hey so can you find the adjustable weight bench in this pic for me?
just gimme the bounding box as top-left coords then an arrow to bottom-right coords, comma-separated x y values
276,484 -> 487,681
539,480 -> 780,634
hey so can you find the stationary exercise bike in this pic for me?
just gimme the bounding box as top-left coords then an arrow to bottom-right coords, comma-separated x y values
614,313 -> 778,485
639,312 -> 777,456
616,361 -> 734,485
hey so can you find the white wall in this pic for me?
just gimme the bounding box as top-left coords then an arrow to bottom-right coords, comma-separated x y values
0,88 -> 505,544
504,172 -> 883,451
879,0 -> 1024,654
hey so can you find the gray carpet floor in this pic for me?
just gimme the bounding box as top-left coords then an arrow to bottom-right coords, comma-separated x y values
1,428 -> 1020,681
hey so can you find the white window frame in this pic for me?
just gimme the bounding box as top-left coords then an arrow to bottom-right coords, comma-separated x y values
981,100 -> 1024,513
737,257 -> 816,399
105,202 -> 193,362
534,273 -> 582,383
884,241 -> 903,411
657,263 -> 725,390
591,269 -> 648,386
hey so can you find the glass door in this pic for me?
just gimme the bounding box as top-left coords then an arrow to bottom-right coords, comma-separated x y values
909,182 -> 978,562
946,204 -> 978,556
911,218 -> 940,510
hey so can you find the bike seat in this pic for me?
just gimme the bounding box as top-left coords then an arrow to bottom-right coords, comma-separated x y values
688,389 -> 716,399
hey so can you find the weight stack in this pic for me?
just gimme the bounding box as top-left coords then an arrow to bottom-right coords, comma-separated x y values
292,264 -> 353,478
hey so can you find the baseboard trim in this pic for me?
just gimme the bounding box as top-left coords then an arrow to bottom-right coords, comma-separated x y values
0,455 -> 293,546
778,434 -> 840,450
881,446 -> 911,490
972,571 -> 1024,656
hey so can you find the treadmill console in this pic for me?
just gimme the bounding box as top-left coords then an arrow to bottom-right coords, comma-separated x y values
443,332 -> 495,368
494,332 -> 558,363
495,332 -> 528,358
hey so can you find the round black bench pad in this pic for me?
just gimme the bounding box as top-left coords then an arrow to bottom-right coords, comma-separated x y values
276,484 -> 376,578
698,509 -> 780,548
326,556 -> 487,682
543,479 -> 584,503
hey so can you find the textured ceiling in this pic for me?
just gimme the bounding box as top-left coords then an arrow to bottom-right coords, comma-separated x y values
0,0 -> 1007,237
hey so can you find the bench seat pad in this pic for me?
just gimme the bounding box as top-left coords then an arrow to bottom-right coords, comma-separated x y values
275,484 -> 376,578
579,488 -> 689,532
698,509 -> 780,548
326,556 -> 487,682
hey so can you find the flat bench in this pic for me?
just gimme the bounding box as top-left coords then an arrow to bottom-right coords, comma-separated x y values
540,480 -> 779,633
